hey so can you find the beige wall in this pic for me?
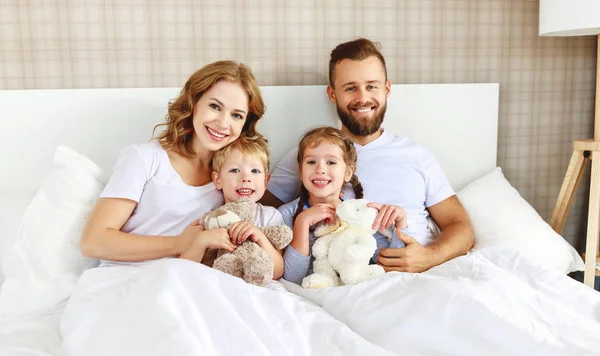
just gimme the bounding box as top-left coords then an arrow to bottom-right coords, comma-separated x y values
1,0 -> 597,249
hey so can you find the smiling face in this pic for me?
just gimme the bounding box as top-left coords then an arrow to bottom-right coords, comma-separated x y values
191,80 -> 250,153
299,141 -> 354,203
327,56 -> 391,138
212,149 -> 269,203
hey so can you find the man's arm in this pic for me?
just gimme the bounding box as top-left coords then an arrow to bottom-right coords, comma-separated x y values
259,190 -> 284,209
424,195 -> 474,266
261,148 -> 302,208
377,195 -> 473,272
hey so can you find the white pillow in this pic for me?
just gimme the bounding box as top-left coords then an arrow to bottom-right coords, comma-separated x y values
457,167 -> 584,274
0,146 -> 103,316
0,192 -> 34,287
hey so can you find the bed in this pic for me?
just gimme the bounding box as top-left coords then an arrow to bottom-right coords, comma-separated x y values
0,84 -> 598,356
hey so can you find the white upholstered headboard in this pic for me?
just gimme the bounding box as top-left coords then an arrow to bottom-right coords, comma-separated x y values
0,84 -> 498,194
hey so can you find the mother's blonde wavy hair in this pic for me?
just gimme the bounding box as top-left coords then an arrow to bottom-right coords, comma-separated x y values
153,60 -> 265,157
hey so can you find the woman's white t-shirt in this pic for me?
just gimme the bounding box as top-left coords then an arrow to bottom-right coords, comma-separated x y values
99,141 -> 224,267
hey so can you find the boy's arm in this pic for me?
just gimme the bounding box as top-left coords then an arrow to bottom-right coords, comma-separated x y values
255,234 -> 284,280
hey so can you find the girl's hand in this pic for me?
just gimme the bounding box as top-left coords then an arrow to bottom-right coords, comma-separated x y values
367,203 -> 408,231
229,221 -> 266,245
297,204 -> 336,227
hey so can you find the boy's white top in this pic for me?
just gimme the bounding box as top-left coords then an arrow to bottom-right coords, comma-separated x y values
99,141 -> 224,267
268,130 -> 455,246
252,203 -> 286,227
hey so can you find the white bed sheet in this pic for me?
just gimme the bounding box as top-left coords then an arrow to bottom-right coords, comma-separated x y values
0,192 -> 34,286
284,246 -> 600,355
0,312 -> 62,356
60,260 -> 392,356
54,246 -> 600,356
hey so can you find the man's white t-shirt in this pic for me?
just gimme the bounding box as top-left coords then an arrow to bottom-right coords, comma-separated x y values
99,141 -> 224,267
268,130 -> 454,246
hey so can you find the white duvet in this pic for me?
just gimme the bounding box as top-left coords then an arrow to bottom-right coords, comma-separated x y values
60,246 -> 600,356
0,312 -> 62,356
60,260 -> 390,356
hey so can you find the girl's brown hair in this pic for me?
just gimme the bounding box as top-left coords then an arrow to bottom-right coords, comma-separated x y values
294,126 -> 363,220
153,60 -> 265,157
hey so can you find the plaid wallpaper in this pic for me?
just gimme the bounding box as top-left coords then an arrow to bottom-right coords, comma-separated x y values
0,0 -> 597,249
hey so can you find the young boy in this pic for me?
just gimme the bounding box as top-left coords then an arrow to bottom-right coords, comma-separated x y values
209,134 -> 284,278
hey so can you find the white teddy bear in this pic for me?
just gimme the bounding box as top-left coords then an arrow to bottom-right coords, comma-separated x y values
301,199 -> 393,289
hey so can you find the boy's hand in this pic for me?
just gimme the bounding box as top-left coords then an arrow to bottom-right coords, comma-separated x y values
229,221 -> 266,245
367,203 -> 408,232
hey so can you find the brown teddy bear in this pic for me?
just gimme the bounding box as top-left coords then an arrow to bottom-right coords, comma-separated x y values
200,198 -> 292,286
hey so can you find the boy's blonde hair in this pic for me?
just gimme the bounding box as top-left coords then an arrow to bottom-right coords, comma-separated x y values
212,134 -> 270,173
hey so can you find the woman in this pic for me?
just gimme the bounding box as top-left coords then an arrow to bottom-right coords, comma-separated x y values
80,60 -> 265,266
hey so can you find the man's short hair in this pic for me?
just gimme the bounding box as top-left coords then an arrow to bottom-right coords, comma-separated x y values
211,134 -> 270,174
328,38 -> 388,88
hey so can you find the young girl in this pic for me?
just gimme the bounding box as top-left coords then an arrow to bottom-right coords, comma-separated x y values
79,60 -> 265,267
278,127 -> 407,285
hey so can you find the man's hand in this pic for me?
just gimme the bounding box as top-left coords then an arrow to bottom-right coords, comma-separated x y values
367,202 -> 408,231
377,230 -> 435,273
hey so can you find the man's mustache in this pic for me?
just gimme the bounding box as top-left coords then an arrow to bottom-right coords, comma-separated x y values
348,102 -> 377,110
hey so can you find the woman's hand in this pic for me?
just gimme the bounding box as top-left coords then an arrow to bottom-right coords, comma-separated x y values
367,203 -> 408,231
197,228 -> 237,252
181,220 -> 237,252
229,221 -> 266,245
179,220 -> 236,262
296,204 -> 336,228
178,220 -> 203,253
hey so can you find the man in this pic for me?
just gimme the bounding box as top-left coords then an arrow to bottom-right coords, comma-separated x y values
262,38 -> 473,273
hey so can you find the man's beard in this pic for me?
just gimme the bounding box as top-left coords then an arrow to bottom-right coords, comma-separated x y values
337,101 -> 387,136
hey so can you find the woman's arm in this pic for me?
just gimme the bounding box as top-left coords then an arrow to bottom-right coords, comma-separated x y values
179,224 -> 236,263
81,198 -> 193,261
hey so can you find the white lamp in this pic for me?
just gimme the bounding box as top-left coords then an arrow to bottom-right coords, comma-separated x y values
540,0 -> 600,288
